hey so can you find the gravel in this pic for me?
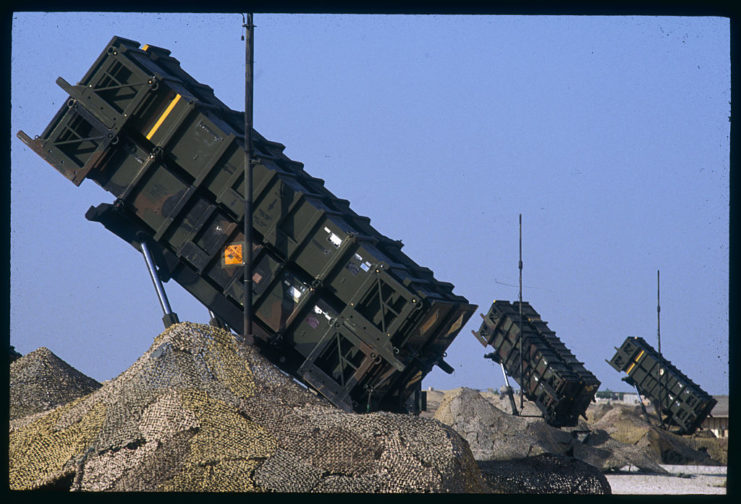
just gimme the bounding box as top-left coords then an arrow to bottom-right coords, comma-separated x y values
605,465 -> 727,495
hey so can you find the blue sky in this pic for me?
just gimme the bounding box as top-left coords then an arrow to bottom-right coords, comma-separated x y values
9,13 -> 730,395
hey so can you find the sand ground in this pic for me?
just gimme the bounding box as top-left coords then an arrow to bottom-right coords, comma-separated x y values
605,464 -> 726,495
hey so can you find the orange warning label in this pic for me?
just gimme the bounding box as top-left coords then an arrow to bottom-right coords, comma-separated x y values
224,244 -> 243,265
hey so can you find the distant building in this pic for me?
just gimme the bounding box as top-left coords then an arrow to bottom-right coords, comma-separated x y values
702,396 -> 728,438
620,393 -> 641,405
594,390 -> 642,405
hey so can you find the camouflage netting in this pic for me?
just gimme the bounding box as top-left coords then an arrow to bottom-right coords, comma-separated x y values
478,454 -> 611,494
10,345 -> 22,363
9,322 -> 489,492
10,347 -> 102,421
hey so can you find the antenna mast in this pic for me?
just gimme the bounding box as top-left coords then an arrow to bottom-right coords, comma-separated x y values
242,13 -> 255,345
657,269 -> 664,428
519,214 -> 524,410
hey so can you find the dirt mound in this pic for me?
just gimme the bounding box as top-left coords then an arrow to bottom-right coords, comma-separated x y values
479,389 -> 545,417
434,387 -> 573,460
688,435 -> 728,465
434,387 -> 665,475
572,428 -> 666,473
9,323 -> 488,493
590,404 -> 722,465
584,402 -> 614,423
590,404 -> 650,444
10,347 -> 102,421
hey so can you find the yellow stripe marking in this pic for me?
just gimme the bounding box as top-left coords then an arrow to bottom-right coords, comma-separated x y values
625,350 -> 645,375
146,93 -> 182,140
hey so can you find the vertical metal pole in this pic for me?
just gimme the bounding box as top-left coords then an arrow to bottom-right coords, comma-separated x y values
518,213 -> 524,410
657,269 -> 664,427
242,13 -> 255,345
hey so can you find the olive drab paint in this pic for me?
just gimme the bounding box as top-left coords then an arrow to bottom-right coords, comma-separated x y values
607,336 -> 716,435
474,300 -> 601,427
17,36 -> 477,414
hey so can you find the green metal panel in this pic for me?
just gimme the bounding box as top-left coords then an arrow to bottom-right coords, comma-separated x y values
474,300 -> 600,427
290,298 -> 340,359
17,35 -> 477,415
607,336 -> 716,434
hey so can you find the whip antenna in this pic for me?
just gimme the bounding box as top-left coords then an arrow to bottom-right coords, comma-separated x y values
242,13 -> 255,345
657,269 -> 664,428
519,214 -> 524,410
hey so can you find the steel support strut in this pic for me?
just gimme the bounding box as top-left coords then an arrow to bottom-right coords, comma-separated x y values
140,240 -> 179,328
